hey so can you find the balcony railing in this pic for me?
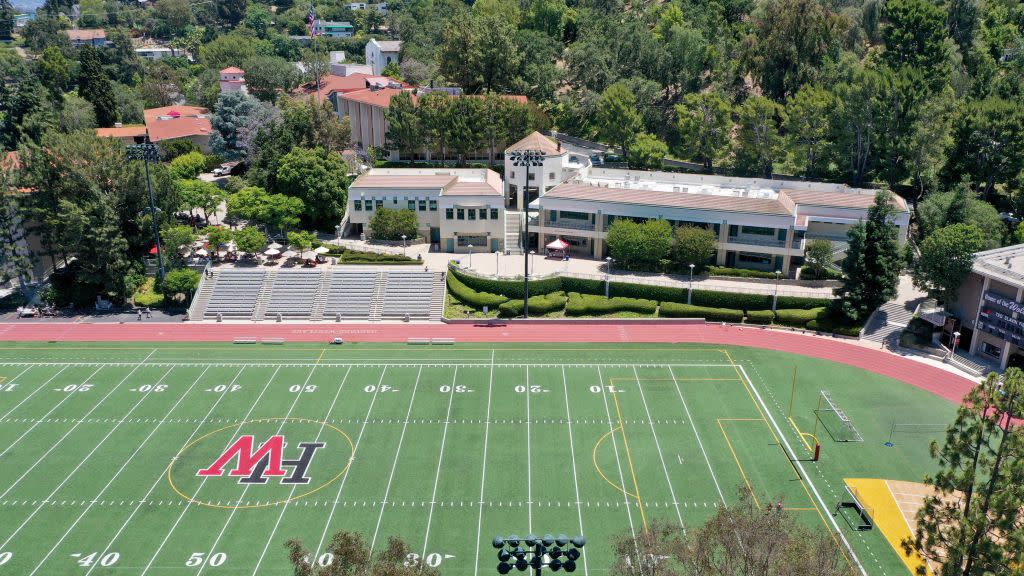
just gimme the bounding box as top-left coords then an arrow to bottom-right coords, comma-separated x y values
543,219 -> 596,231
727,235 -> 788,248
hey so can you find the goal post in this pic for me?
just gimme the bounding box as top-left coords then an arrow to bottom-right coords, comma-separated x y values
814,390 -> 863,442
884,422 -> 948,447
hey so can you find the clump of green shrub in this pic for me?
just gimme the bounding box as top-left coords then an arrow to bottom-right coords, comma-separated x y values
657,302 -> 744,322
744,309 -> 775,324
806,311 -> 864,337
498,292 -> 567,317
773,307 -> 825,328
447,274 -> 507,309
564,293 -> 657,316
707,266 -> 778,279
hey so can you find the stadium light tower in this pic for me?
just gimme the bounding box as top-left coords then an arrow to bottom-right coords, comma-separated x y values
509,149 -> 545,318
127,142 -> 165,281
494,534 -> 584,575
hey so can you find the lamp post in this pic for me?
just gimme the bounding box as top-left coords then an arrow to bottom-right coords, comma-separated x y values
468,244 -> 474,267
529,250 -> 536,276
495,250 -> 501,278
509,149 -> 545,318
951,331 -> 961,358
688,263 -> 695,305
605,256 -> 613,298
127,142 -> 165,281
494,533 -> 584,575
772,269 -> 782,311
401,234 -> 407,256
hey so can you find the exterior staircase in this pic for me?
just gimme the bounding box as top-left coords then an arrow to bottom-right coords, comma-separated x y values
861,300 -> 917,345
368,270 -> 387,321
505,211 -> 523,255
187,269 -> 216,321
429,271 -> 446,321
948,352 -> 987,376
250,269 -> 277,321
310,268 -> 332,321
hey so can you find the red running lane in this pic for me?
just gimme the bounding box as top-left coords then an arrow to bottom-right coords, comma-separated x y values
0,321 -> 977,404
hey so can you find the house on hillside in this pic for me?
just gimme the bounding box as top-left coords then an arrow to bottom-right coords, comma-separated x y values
311,20 -> 354,38
365,38 -> 401,75
142,106 -> 213,152
219,67 -> 247,94
65,28 -> 109,48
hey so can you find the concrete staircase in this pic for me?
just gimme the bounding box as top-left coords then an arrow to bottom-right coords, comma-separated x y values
369,271 -> 388,321
429,272 -> 446,321
187,270 -> 216,320
250,269 -> 277,321
948,353 -> 987,376
310,268 -> 332,321
861,300 -> 917,345
505,211 -> 523,255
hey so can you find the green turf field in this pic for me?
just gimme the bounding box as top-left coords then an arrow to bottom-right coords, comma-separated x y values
0,342 -> 957,575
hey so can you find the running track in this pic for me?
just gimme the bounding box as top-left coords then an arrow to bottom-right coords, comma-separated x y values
0,321 -> 978,404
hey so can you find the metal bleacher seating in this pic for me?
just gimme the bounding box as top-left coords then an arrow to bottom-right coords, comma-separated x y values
203,269 -> 266,319
381,270 -> 435,319
323,270 -> 378,320
262,270 -> 319,320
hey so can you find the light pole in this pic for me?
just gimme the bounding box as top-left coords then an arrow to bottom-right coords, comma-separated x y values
529,250 -> 536,276
951,331 -> 961,358
401,234 -> 407,256
772,269 -> 782,311
509,149 -> 545,318
495,250 -> 501,278
494,534 -> 585,575
127,142 -> 165,281
468,244 -> 474,267
688,263 -> 695,305
605,256 -> 613,298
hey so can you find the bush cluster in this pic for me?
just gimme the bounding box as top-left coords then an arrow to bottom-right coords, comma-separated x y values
447,274 -> 508,309
659,302 -> 744,322
773,307 -> 825,327
799,265 -> 843,281
744,309 -> 775,324
564,292 -> 657,316
498,292 -> 567,317
707,266 -> 778,279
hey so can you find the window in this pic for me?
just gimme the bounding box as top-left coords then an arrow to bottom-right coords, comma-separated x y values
479,208 -> 487,220
548,172 -> 555,179
458,235 -> 487,247
419,200 -> 427,211
509,171 -> 515,179
408,200 -> 415,210
457,208 -> 465,220
738,253 -> 772,265
365,200 -> 374,211
740,226 -> 775,236
490,208 -> 499,220
353,200 -> 362,211
445,208 -> 454,219
468,209 -> 476,220
982,341 -> 1003,359
375,199 -> 383,209
528,172 -> 536,181
560,211 -> 590,221
429,200 -> 437,211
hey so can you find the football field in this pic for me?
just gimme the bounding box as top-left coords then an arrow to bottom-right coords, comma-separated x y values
0,343 -> 957,575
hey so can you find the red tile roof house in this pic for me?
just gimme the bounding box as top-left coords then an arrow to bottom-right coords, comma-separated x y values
64,28 -> 110,48
143,106 -> 213,153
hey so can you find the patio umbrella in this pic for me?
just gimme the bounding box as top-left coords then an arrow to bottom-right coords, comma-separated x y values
195,248 -> 208,256
282,249 -> 297,258
313,246 -> 330,254
264,248 -> 281,256
268,242 -> 283,250
546,238 -> 570,250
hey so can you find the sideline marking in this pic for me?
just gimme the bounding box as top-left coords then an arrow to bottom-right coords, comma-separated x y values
612,390 -> 648,533
472,352 -> 495,576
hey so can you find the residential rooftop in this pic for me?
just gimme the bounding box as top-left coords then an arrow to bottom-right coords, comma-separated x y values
350,168 -> 503,196
142,105 -> 212,142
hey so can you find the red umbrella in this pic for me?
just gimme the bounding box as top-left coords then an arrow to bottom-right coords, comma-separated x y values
148,246 -> 159,255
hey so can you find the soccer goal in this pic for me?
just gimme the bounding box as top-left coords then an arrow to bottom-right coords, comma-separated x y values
884,423 -> 948,447
814,390 -> 863,442
834,485 -> 873,531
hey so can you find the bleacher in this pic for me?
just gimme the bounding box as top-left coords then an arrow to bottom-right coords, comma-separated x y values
262,270 -> 319,320
381,270 -> 436,320
323,270 -> 378,321
203,269 -> 266,319
192,266 -> 444,322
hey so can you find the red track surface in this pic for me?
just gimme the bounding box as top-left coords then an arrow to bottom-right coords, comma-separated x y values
0,321 -> 977,403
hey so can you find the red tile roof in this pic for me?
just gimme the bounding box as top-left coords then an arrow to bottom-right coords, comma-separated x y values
338,87 -> 414,108
143,106 -> 212,142
292,73 -> 378,101
507,131 -> 562,155
220,67 -> 245,74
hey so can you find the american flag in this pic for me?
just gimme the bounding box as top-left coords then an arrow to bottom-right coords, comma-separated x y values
307,0 -> 319,36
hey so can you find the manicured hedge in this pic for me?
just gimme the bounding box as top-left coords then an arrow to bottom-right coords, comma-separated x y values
447,274 -> 508,309
448,265 -> 562,299
564,293 -> 657,316
806,312 -> 864,337
773,307 -> 825,328
774,295 -> 831,310
707,266 -> 778,279
799,265 -> 843,281
498,292 -> 567,317
658,302 -> 744,322
744,309 -> 775,324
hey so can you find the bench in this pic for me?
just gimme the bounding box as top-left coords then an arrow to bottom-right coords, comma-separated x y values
261,338 -> 286,345
431,338 -> 456,345
407,337 -> 431,345
233,337 -> 258,344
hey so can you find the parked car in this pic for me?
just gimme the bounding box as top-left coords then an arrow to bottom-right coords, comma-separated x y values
17,306 -> 38,317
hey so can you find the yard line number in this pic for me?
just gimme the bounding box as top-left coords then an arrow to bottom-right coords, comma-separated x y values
186,552 -> 227,567
72,552 -> 119,567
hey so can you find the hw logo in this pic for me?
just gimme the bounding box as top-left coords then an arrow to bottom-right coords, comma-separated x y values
197,435 -> 324,485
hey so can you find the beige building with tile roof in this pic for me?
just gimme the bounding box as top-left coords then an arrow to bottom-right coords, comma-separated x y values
346,168 -> 507,253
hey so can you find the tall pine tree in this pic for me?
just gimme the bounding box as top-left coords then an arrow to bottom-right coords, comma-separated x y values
77,46 -> 117,127
834,191 -> 902,321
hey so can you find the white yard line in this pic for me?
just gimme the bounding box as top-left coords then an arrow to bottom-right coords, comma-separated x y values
0,366 -> 99,461
370,366 -> 423,550
313,367 -> 389,556
195,366 -> 317,576
631,366 -> 686,531
84,367 -> 246,576
0,360 -> 737,368
140,366 -> 281,576
561,366 -> 589,576
249,366 -> 353,575
420,367 -> 459,559
525,365 -> 533,533
0,361 -> 165,550
597,367 -> 639,548
0,366 -> 70,431
28,367 -> 206,575
472,350 -> 495,576
736,364 -> 867,576
0,354 -> 155,498
667,366 -> 725,505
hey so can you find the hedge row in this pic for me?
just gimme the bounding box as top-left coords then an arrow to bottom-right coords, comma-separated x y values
707,266 -> 778,279
447,265 -> 831,311
799,265 -> 843,281
498,292 -> 567,317
774,307 -> 825,328
659,302 -> 744,322
447,274 -> 508,309
744,309 -> 775,324
807,316 -> 863,337
564,292 -> 657,316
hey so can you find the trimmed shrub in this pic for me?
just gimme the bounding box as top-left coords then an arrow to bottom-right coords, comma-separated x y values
799,265 -> 843,281
707,266 -> 777,279
564,292 -> 657,316
773,307 -> 824,328
658,302 -> 744,322
498,292 -> 567,317
806,310 -> 864,337
448,265 -> 561,298
775,295 -> 831,310
447,274 -> 508,309
745,309 -> 775,324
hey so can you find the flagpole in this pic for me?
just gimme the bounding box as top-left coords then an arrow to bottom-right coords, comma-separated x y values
308,0 -> 322,102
